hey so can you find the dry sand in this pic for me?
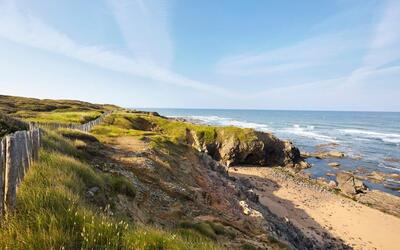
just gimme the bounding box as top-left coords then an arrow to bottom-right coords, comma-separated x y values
229,167 -> 400,250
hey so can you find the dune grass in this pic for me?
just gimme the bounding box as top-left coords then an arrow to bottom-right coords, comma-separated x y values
0,130 -> 220,249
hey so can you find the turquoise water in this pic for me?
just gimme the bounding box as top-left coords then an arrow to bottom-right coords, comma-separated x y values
140,109 -> 400,195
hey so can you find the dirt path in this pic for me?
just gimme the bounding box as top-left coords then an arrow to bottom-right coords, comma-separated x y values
229,167 -> 400,250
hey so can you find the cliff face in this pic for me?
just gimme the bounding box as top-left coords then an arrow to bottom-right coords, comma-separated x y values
186,126 -> 308,169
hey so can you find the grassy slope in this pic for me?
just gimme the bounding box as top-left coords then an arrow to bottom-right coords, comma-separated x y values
0,130 -> 219,249
92,111 -> 259,147
0,95 -> 118,124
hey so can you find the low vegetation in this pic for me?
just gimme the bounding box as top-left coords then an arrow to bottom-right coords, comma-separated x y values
18,110 -> 103,124
0,130 -> 220,249
93,111 -> 259,149
0,94 -> 119,125
0,113 -> 28,137
0,95 -> 117,114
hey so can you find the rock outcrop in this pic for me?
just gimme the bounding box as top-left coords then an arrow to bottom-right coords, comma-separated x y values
336,172 -> 368,196
187,128 -> 309,169
302,151 -> 345,159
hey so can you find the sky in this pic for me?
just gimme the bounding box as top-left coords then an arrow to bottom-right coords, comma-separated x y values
0,0 -> 399,111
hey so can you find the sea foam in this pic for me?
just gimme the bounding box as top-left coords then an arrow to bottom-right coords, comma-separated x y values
282,124 -> 338,143
185,115 -> 271,132
340,129 -> 400,144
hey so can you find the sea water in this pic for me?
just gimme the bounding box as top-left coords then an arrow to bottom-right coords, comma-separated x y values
139,109 -> 400,196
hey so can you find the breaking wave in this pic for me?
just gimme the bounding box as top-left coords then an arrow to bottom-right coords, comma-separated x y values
340,129 -> 400,144
184,115 -> 270,132
282,124 -> 338,143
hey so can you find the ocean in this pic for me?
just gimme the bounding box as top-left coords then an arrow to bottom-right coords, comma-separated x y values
140,108 -> 400,196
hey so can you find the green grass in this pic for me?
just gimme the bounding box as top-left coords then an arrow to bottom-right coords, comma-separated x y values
97,112 -> 260,149
91,125 -> 156,140
0,130 -> 220,249
0,94 -> 118,114
179,221 -> 236,240
19,111 -> 103,124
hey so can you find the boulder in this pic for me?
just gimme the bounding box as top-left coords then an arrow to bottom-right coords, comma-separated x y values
367,171 -> 386,183
336,172 -> 368,196
303,151 -> 345,159
328,162 -> 340,168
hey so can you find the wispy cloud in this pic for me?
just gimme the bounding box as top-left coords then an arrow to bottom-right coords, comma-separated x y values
215,31 -> 363,77
0,0 -> 235,97
348,0 -> 400,84
216,0 -> 399,102
362,0 -> 400,68
106,0 -> 173,67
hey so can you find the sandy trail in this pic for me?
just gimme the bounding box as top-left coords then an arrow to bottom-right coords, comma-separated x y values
229,167 -> 400,250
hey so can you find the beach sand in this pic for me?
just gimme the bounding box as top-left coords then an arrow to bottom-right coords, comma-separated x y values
229,167 -> 400,250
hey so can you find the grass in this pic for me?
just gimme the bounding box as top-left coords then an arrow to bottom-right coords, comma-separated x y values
179,221 -> 236,240
19,111 -> 103,124
0,130 -> 220,249
0,94 -> 118,114
94,112 -> 260,151
0,113 -> 28,137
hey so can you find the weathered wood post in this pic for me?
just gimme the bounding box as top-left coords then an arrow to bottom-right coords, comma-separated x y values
4,134 -> 20,211
0,138 -> 5,220
31,129 -> 40,162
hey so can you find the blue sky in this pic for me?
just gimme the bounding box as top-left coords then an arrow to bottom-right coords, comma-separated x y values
0,0 -> 399,111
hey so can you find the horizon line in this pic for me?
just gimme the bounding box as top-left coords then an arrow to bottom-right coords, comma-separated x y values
130,107 -> 400,113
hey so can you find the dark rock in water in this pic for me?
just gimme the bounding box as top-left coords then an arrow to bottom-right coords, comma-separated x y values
336,172 -> 368,196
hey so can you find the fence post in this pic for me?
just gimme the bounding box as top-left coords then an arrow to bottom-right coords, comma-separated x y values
0,139 -> 5,220
4,134 -> 19,211
31,129 -> 40,162
19,132 -> 29,182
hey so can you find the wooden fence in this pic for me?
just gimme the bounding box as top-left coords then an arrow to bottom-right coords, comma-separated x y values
30,111 -> 113,132
0,110 -> 113,220
0,127 -> 41,219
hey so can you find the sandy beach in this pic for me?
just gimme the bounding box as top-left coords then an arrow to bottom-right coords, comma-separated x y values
229,167 -> 400,250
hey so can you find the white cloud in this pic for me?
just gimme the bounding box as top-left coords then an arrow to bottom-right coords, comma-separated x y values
106,0 -> 174,67
0,0 -> 236,98
363,0 -> 400,68
215,0 -> 400,110
215,31 -> 362,76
